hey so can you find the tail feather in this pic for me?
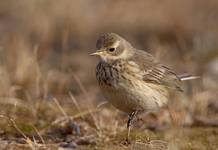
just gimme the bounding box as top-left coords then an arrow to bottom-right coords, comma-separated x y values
178,73 -> 200,81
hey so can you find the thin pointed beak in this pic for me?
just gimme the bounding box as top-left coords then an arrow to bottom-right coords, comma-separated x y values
89,52 -> 99,56
90,50 -> 103,56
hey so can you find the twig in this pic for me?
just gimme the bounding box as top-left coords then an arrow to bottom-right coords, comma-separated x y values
69,92 -> 84,119
97,101 -> 108,109
53,97 -> 68,117
9,117 -> 28,139
0,115 -> 43,149
31,125 -> 45,145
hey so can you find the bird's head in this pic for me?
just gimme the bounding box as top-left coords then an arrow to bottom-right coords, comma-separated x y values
90,33 -> 135,62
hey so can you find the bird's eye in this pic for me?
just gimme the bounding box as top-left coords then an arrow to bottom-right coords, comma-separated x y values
108,48 -> 115,52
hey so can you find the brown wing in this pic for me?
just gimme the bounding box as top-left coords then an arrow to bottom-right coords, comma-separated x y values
129,50 -> 182,91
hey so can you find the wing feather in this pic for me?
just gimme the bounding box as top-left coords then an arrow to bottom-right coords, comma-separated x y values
129,50 -> 182,91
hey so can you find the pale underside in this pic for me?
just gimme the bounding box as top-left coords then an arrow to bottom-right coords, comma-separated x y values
100,78 -> 169,113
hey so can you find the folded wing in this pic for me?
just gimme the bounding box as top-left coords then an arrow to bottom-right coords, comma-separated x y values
129,50 -> 183,91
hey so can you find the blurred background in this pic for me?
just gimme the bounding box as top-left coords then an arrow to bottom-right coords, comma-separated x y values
0,0 -> 218,149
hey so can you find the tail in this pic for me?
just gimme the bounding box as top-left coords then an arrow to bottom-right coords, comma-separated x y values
178,73 -> 200,81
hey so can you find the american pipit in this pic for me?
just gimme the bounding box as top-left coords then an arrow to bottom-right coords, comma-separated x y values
90,33 -> 198,143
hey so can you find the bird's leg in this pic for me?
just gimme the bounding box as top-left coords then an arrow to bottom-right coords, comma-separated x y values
126,110 -> 138,143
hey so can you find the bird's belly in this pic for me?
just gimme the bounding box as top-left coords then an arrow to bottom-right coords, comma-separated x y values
100,79 -> 169,113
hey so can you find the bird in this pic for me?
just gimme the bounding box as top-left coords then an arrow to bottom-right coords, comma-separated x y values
90,33 -> 198,143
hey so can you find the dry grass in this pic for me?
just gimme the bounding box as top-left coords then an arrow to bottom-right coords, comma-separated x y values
0,0 -> 218,149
